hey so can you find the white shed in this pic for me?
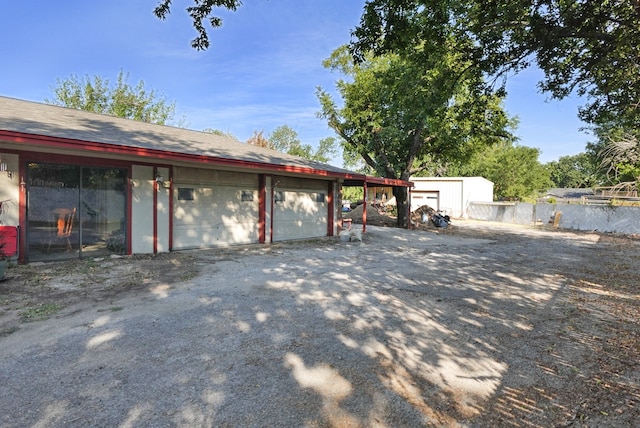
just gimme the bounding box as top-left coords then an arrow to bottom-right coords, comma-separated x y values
410,177 -> 494,218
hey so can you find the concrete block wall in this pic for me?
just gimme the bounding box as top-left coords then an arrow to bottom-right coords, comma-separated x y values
468,202 -> 640,234
555,205 -> 640,234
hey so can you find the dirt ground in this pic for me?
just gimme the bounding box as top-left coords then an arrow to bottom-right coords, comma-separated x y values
0,216 -> 639,427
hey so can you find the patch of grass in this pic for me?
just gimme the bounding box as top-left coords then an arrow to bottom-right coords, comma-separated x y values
28,274 -> 52,287
75,259 -> 100,276
19,303 -> 62,322
180,270 -> 199,282
609,199 -> 640,207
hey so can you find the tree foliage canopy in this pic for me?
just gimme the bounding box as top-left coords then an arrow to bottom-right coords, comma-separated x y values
246,130 -> 271,148
544,153 -> 600,188
246,126 -> 337,164
268,125 -> 337,163
588,131 -> 640,185
318,47 -> 514,181
46,70 -> 176,125
318,45 -> 515,225
352,0 -> 640,128
600,135 -> 640,184
203,128 -> 238,140
452,143 -> 551,200
154,0 -> 243,50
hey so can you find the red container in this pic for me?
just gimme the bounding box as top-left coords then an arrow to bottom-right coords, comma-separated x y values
0,226 -> 18,257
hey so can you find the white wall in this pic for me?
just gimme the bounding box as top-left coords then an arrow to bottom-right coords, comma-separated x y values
411,177 -> 493,218
272,176 -> 328,242
156,166 -> 170,253
468,202 -> 640,235
264,175 -> 272,243
462,177 -> 494,206
0,153 -> 19,226
172,167 -> 260,249
131,165 -> 154,254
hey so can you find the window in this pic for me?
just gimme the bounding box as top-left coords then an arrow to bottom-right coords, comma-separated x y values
315,192 -> 326,203
178,188 -> 194,201
274,191 -> 285,203
241,190 -> 254,202
26,163 -> 127,261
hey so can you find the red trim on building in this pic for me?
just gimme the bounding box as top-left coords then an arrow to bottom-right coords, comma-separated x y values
126,176 -> 133,256
407,186 -> 413,230
2,130 -> 413,190
18,160 -> 27,264
168,166 -> 174,251
0,131 -> 379,183
362,182 -> 368,234
153,167 -> 158,254
3,129 -> 415,261
12,149 -> 133,168
327,181 -> 334,237
270,178 -> 275,244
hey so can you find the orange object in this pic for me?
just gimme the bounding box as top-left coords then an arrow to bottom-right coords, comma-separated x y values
49,208 -> 76,252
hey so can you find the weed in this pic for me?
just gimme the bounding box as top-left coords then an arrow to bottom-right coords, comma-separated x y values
180,271 -> 199,282
19,303 -> 62,322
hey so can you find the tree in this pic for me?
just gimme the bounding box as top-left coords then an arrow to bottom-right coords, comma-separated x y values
486,145 -> 552,200
455,143 -> 551,200
318,46 -> 514,226
596,133 -> 640,185
46,70 -> 176,125
268,125 -> 301,154
586,125 -> 640,186
315,137 -> 340,165
153,0 -> 243,50
351,1 -> 640,128
246,130 -> 271,148
265,125 -> 337,163
544,154 -> 600,188
203,128 -> 238,140
246,126 -> 337,163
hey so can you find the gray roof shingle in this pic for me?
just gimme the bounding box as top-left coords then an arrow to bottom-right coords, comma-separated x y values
0,96 -> 354,176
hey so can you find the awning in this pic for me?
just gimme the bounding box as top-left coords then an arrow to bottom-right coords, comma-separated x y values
340,175 -> 413,232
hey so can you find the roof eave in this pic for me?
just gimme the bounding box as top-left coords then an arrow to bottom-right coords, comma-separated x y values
2,130 -> 408,184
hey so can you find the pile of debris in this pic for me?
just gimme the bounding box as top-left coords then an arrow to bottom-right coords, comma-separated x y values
411,205 -> 451,229
342,203 -> 452,230
342,203 -> 398,227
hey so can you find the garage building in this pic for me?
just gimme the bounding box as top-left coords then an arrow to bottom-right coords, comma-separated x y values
0,96 -> 411,263
410,176 -> 494,218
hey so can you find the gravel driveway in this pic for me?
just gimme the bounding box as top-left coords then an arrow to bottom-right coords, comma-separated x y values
1,222 -> 638,427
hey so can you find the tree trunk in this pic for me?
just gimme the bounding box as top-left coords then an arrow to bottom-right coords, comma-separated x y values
393,186 -> 409,228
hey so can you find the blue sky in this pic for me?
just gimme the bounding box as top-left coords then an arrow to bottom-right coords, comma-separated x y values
0,0 -> 591,165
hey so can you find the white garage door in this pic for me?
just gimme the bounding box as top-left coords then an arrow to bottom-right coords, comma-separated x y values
172,168 -> 259,249
272,177 -> 328,241
411,191 -> 439,211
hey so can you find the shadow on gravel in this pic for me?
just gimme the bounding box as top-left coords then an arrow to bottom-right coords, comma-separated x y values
1,225 -> 638,427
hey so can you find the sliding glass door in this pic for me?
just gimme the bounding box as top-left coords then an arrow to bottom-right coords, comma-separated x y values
27,163 -> 127,261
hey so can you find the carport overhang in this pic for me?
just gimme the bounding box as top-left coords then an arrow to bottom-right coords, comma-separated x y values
341,175 -> 414,233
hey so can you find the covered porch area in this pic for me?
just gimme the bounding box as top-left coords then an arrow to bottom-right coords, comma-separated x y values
340,176 -> 413,233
